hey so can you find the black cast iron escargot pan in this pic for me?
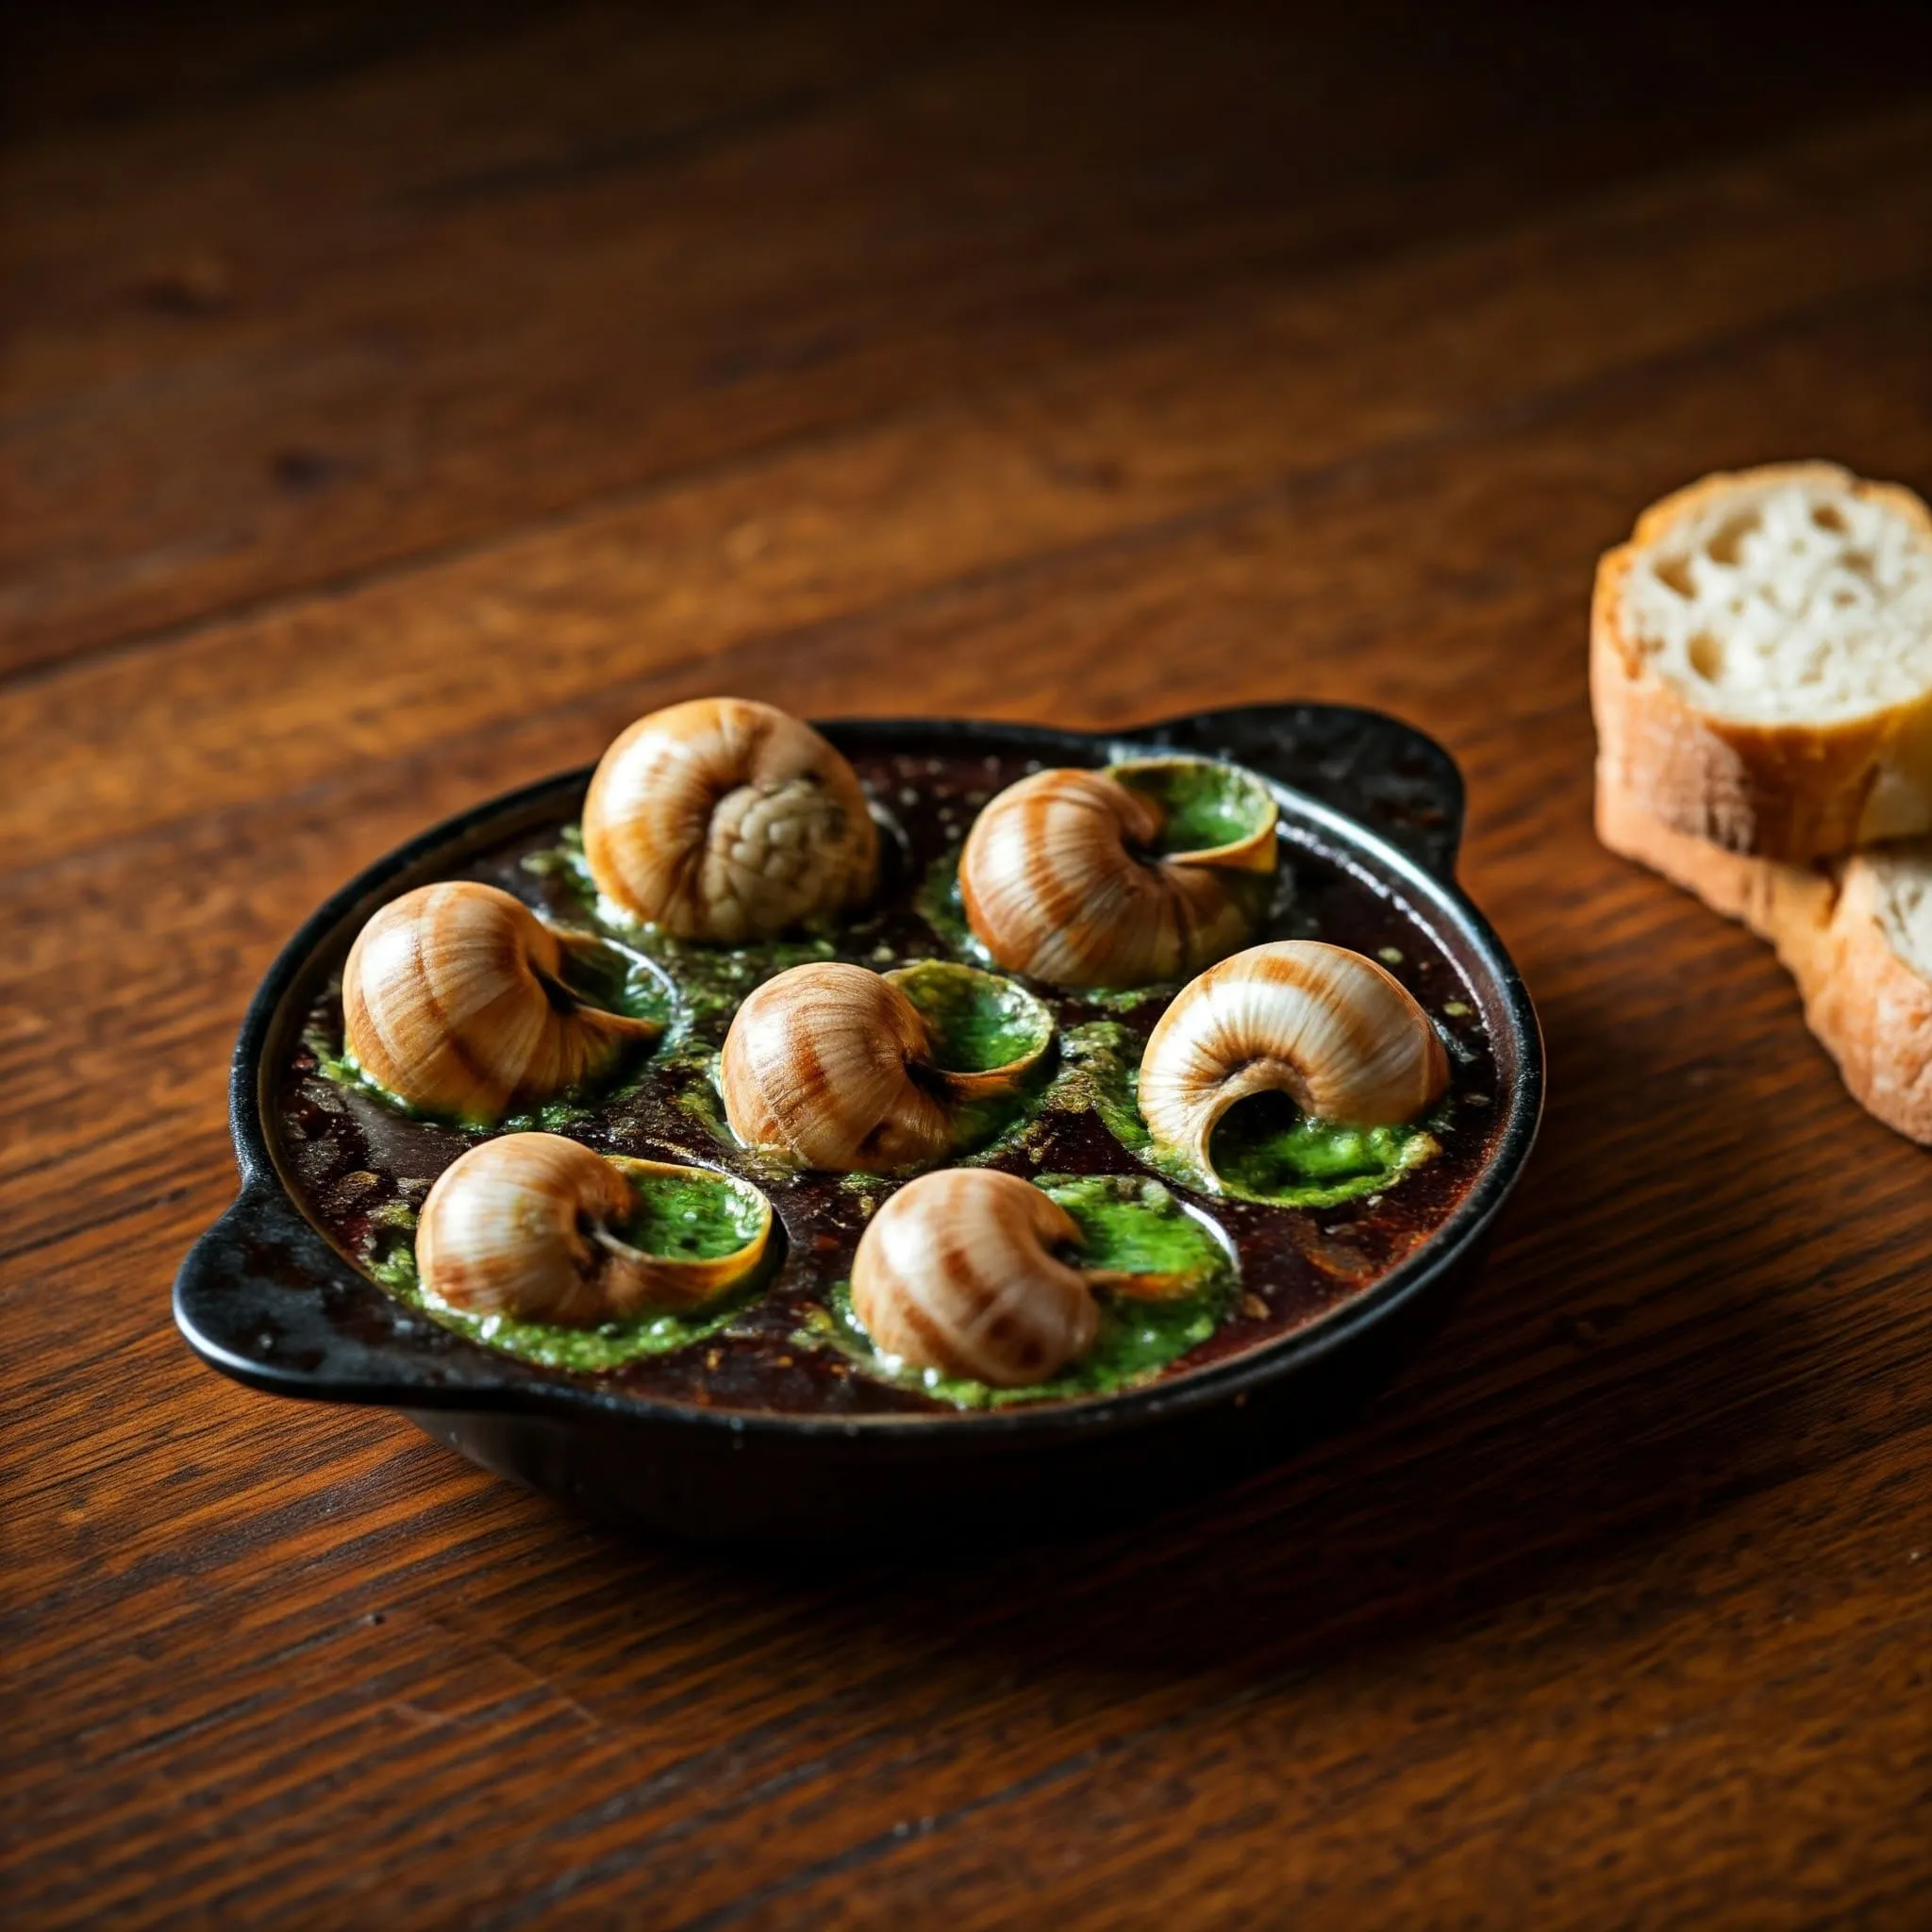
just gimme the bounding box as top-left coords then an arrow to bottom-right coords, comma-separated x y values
175,702 -> 1542,1546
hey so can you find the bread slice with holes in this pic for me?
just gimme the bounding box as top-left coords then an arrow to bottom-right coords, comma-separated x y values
1592,461 -> 1932,860
1598,787 -> 1932,1143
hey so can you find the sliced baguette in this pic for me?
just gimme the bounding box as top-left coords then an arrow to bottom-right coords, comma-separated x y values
1591,461 -> 1932,860
1598,789 -> 1932,1144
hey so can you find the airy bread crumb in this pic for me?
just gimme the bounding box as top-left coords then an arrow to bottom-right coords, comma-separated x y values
1592,461 -> 1932,859
1621,463 -> 1932,725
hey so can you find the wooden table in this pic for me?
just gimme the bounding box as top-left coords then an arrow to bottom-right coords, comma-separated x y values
8,6 -> 1932,1924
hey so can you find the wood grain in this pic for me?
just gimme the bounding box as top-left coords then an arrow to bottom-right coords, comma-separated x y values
7,2 -> 1931,677
6,6 -> 1932,1926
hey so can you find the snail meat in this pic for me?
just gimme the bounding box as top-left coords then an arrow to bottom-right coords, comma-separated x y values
583,696 -> 878,941
416,1132 -> 774,1323
1138,941 -> 1450,1193
720,958 -> 1051,1173
342,881 -> 662,1126
959,756 -> 1276,989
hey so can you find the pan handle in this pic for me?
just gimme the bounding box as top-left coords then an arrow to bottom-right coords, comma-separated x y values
172,1170 -> 512,1406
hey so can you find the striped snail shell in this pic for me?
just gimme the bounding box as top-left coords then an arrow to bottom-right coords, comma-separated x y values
415,1133 -> 773,1322
1139,941 -> 1449,1185
582,696 -> 877,941
959,758 -> 1274,989
719,959 -> 1051,1174
850,1169 -> 1099,1388
342,882 -> 660,1125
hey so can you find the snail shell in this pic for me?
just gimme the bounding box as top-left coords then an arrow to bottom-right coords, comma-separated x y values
851,1169 -> 1099,1388
342,882 -> 660,1125
719,960 -> 1048,1174
583,696 -> 878,941
721,961 -> 948,1173
959,760 -> 1274,989
415,1132 -> 773,1322
1139,941 -> 1450,1183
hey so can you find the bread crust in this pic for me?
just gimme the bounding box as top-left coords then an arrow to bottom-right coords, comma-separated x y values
1591,461 -> 1932,861
1597,777 -> 1932,1143
1593,777 -> 1832,967
1800,858 -> 1932,1145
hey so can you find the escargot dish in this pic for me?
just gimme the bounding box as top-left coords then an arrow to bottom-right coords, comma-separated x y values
853,1170 -> 1099,1387
1140,941 -> 1451,1195
417,1132 -> 773,1322
849,1168 -> 1233,1390
720,958 -> 1051,1173
583,696 -> 877,941
342,881 -> 661,1124
960,757 -> 1276,988
242,709 -> 1522,1426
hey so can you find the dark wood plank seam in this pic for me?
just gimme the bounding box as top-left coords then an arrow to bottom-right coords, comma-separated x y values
14,1372 -> 1932,1902
0,2 -> 580,148
0,4 -> 973,184
558,1591 -> 1932,1931
0,1185 -> 199,1270
708,1603 -> 1932,1932
135,1391 -> 1932,1910
403,29 -> 982,210
8,107 -> 1924,703
489,1698 -> 1200,1931
6,264 -> 1922,900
